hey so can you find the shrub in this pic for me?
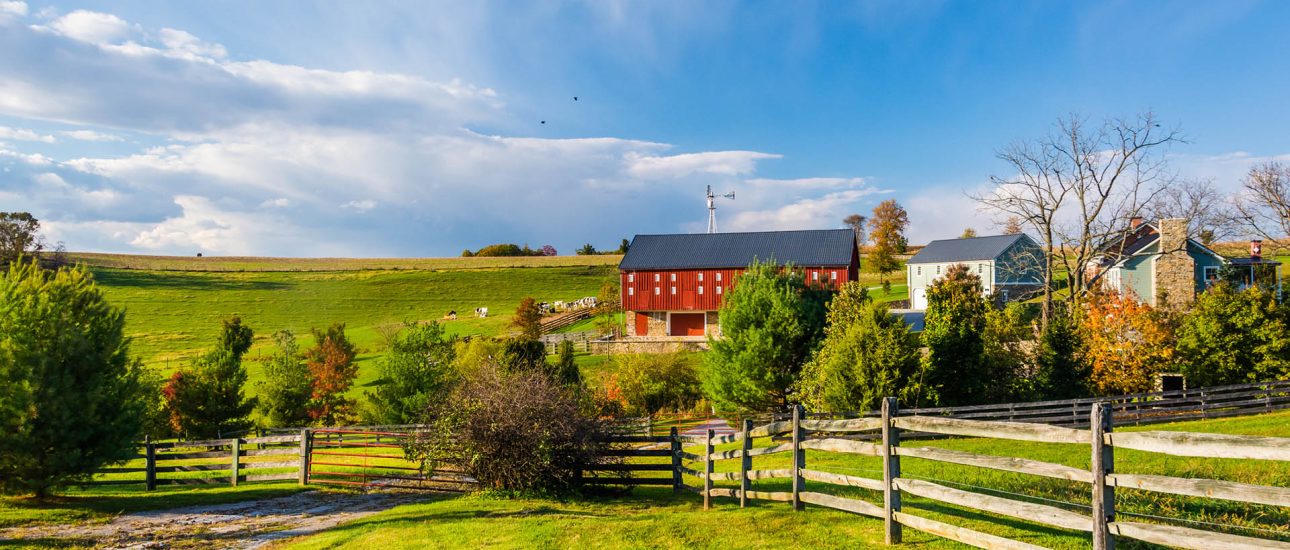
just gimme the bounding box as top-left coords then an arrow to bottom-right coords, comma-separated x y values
366,322 -> 458,425
703,260 -> 830,411
258,330 -> 313,428
921,264 -> 991,406
1176,284 -> 1290,387
1084,291 -> 1176,395
163,317 -> 257,438
0,261 -> 148,496
1033,306 -> 1089,400
607,353 -> 704,416
511,297 -> 543,341
409,362 -> 615,493
552,340 -> 582,389
304,323 -> 358,426
798,283 -> 924,411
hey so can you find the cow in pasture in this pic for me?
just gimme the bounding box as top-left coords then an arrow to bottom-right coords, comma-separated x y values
475,307 -> 488,318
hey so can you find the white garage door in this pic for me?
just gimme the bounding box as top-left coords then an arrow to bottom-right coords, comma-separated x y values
912,288 -> 928,310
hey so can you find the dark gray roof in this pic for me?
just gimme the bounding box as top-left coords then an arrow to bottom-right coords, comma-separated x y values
619,229 -> 856,270
907,234 -> 1029,264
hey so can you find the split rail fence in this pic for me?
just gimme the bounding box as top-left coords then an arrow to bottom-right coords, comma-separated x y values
655,399 -> 1290,549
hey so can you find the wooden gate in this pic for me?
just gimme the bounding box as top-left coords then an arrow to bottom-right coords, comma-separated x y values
305,429 -> 474,491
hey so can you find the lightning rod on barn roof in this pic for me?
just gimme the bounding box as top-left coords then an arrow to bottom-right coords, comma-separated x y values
706,184 -> 735,233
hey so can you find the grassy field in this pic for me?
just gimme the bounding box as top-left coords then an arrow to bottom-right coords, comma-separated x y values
65,252 -> 622,272
272,410 -> 1290,549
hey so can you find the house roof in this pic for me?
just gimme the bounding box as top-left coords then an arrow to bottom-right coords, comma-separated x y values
1094,221 -> 1227,268
906,234 -> 1030,264
618,229 -> 856,270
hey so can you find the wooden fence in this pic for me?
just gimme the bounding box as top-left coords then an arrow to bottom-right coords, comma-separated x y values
768,378 -> 1290,429
665,399 -> 1290,549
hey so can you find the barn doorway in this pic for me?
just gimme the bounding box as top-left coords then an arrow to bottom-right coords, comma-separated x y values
669,313 -> 705,336
635,313 -> 650,336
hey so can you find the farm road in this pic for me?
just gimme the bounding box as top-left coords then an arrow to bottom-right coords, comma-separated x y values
0,490 -> 430,549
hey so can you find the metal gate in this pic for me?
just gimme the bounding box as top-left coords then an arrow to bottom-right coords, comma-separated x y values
306,429 -> 474,491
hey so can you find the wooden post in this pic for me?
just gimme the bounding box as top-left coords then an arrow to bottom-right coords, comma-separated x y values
230,438 -> 240,487
670,427 -> 682,494
1091,403 -> 1115,550
791,404 -> 804,511
703,428 -> 714,510
882,397 -> 902,544
144,436 -> 156,492
740,418 -> 752,508
298,428 -> 311,486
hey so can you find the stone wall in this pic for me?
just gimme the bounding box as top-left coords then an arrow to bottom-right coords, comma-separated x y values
705,311 -> 720,337
590,339 -> 708,354
1154,218 -> 1195,309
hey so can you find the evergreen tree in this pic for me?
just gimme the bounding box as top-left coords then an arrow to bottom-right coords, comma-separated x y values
257,330 -> 312,427
366,322 -> 458,425
703,260 -> 830,411
1177,284 -> 1290,387
921,264 -> 991,406
163,316 -> 257,438
552,340 -> 582,388
0,261 -> 147,496
1034,305 -> 1089,399
798,282 -> 924,411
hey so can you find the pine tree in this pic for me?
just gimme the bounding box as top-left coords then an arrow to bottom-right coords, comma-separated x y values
552,340 -> 582,388
0,261 -> 147,496
366,322 -> 458,425
257,330 -> 313,427
921,264 -> 991,406
163,317 -> 257,438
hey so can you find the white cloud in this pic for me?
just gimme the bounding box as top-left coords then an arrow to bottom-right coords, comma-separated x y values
0,1 -> 26,18
129,195 -> 314,255
624,150 -> 780,179
744,177 -> 869,189
260,197 -> 290,208
341,199 -> 377,211
60,129 -> 123,142
723,189 -> 886,233
157,28 -> 227,59
48,10 -> 132,45
0,125 -> 55,142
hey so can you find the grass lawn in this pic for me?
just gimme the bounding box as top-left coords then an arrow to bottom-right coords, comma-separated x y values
65,252 -> 622,272
271,410 -> 1290,549
0,483 -> 306,530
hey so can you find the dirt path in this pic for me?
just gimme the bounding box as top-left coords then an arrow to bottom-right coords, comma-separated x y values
0,490 -> 433,549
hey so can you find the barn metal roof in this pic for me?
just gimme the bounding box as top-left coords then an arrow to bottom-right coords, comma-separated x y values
619,229 -> 856,270
906,234 -> 1030,264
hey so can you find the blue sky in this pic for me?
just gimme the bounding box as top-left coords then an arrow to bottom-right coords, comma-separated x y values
1,1 -> 1288,256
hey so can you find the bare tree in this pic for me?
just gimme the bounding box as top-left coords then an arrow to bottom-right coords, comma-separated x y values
972,113 -> 1184,326
842,214 -> 867,251
1232,161 -> 1290,250
1143,178 -> 1234,245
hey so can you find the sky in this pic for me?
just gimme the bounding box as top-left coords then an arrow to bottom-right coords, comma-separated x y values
1,0 -> 1288,257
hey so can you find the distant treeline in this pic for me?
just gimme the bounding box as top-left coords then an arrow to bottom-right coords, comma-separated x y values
463,239 -> 631,257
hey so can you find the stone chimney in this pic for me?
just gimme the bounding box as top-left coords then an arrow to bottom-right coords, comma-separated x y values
1130,216 -> 1144,229
1153,218 -> 1194,308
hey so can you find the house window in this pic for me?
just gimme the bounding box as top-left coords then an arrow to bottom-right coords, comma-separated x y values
716,273 -> 722,282
654,273 -> 660,282
698,286 -> 704,295
654,287 -> 660,295
670,273 -> 676,282
671,286 -> 676,295
978,264 -> 984,274
916,266 -> 922,276
628,273 -> 634,283
936,266 -> 941,275
1001,290 -> 1010,302
717,286 -> 723,295
1204,266 -> 1221,287
628,287 -> 635,296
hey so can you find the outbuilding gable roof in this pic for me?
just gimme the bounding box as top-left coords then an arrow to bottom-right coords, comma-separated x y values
907,234 -> 1031,264
619,229 -> 856,270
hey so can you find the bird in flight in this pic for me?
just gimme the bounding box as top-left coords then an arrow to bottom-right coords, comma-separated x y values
573,96 -> 578,101
540,120 -> 546,124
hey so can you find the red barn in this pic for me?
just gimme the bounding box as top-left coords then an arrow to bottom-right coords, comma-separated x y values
619,229 -> 860,338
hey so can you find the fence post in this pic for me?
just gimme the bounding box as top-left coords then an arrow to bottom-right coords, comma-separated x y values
144,436 -> 156,492
882,397 -> 902,544
230,438 -> 240,487
1091,403 -> 1115,550
740,418 -> 752,508
670,427 -> 681,494
703,428 -> 714,510
298,428 -> 311,486
791,404 -> 804,511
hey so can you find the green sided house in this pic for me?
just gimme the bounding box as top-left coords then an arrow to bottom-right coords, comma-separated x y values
1086,217 -> 1283,307
905,233 -> 1045,310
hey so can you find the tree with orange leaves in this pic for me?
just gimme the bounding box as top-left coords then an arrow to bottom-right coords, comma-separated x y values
1083,291 -> 1176,396
304,323 -> 358,425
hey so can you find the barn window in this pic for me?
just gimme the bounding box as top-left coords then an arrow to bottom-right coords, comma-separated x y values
716,286 -> 723,295
670,273 -> 676,282
654,274 -> 660,282
628,273 -> 635,282
671,286 -> 676,295
698,273 -> 704,282
628,287 -> 635,296
812,272 -> 819,282
716,273 -> 722,282
654,287 -> 660,295
698,286 -> 704,295
831,271 -> 837,280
